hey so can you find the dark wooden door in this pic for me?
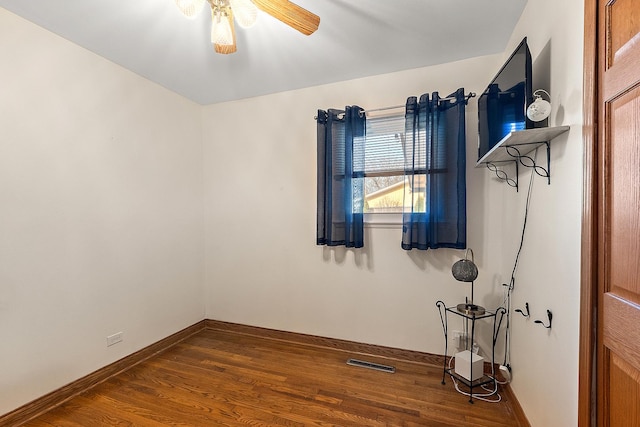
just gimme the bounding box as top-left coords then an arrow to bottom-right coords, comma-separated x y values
597,0 -> 640,425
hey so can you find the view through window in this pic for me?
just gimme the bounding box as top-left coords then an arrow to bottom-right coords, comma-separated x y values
359,112 -> 407,214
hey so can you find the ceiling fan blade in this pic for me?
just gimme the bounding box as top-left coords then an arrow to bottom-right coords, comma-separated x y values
251,0 -> 320,35
214,7 -> 237,54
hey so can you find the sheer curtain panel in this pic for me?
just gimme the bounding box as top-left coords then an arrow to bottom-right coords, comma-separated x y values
316,106 -> 366,248
401,88 -> 467,250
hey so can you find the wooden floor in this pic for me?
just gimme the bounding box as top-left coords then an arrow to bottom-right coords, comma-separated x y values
24,328 -> 526,426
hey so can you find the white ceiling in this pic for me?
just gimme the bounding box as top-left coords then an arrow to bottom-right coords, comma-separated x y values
0,0 -> 527,105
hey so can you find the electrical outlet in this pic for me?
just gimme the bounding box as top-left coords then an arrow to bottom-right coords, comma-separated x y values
451,331 -> 467,349
450,330 -> 461,345
107,332 -> 123,347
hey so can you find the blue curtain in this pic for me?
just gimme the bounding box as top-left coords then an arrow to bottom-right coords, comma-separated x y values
401,88 -> 467,250
316,106 -> 365,248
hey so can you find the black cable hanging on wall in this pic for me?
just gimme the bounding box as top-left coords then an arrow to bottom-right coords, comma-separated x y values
501,148 -> 538,373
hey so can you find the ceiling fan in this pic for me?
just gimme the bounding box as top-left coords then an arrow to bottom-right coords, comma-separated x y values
174,0 -> 320,54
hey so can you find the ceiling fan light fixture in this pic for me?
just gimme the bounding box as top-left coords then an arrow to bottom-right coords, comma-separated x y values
175,0 -> 206,18
175,0 -> 319,54
211,8 -> 234,46
229,0 -> 258,28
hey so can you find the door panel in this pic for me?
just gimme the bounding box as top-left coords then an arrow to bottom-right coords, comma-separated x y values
606,0 -> 640,66
599,0 -> 640,425
608,85 -> 640,299
603,294 -> 640,372
609,352 -> 640,426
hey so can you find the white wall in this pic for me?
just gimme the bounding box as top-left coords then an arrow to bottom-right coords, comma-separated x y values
484,0 -> 584,426
203,55 -> 509,353
0,9 -> 205,414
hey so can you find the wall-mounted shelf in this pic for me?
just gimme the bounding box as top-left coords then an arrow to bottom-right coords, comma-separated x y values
475,126 -> 570,190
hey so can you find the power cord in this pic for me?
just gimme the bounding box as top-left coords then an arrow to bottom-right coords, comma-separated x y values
502,149 -> 538,372
446,355 -> 502,403
450,149 -> 538,398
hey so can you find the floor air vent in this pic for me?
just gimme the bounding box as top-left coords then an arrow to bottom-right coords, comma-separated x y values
346,358 -> 395,373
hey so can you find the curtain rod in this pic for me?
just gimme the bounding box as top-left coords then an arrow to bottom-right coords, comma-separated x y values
314,92 -> 476,120
362,91 -> 476,115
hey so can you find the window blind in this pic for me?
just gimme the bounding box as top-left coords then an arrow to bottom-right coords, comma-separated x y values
353,113 -> 406,177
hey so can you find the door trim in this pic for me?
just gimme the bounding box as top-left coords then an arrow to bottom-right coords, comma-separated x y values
579,0 -> 598,425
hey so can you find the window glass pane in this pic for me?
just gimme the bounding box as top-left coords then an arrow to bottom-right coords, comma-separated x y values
405,174 -> 426,213
364,176 -> 404,213
362,113 -> 406,214
363,114 -> 405,174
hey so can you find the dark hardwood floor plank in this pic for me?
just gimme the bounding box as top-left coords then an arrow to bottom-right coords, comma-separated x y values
21,419 -> 80,427
23,326 -> 527,426
83,389 -> 233,427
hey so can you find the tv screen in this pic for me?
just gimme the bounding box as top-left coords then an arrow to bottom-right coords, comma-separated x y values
477,37 -> 533,162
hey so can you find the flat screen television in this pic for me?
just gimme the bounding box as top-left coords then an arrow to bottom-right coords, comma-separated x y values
477,37 -> 533,162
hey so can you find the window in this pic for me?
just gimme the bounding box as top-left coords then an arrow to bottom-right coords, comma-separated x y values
317,90 -> 467,249
356,111 -> 407,216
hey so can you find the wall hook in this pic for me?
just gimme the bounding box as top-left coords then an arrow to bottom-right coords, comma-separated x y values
534,310 -> 553,329
515,302 -> 530,318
